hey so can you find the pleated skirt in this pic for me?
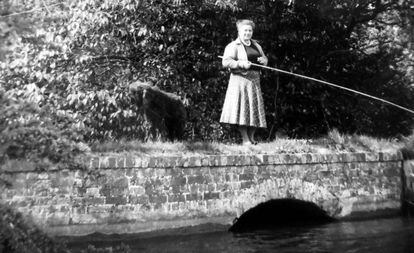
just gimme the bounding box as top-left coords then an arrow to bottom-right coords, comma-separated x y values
220,71 -> 267,128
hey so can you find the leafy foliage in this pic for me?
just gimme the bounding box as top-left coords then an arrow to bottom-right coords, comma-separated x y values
0,88 -> 87,166
1,0 -> 413,144
0,202 -> 69,253
0,202 -> 131,253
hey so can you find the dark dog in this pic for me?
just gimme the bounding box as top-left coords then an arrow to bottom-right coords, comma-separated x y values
129,81 -> 187,141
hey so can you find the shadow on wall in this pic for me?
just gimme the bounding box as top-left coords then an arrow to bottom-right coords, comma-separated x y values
229,199 -> 336,233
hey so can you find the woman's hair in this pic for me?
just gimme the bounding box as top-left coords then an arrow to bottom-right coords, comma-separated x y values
236,19 -> 255,30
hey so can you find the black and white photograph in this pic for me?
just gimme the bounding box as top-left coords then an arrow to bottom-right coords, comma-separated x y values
1,0 -> 414,252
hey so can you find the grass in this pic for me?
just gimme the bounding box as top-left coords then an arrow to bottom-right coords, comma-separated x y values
89,129 -> 408,156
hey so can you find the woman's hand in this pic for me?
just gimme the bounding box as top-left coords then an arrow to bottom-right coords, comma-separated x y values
257,56 -> 268,65
238,60 -> 251,69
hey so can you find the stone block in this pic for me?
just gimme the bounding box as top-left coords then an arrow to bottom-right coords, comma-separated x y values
382,152 -> 402,161
204,192 -> 220,200
365,152 -> 379,161
170,156 -> 183,168
101,157 -> 117,168
84,197 -> 106,205
235,156 -> 246,166
230,182 -> 241,190
85,187 -> 100,197
86,205 -> 113,214
212,173 -> 225,184
46,212 -> 71,226
129,195 -> 149,205
156,157 -> 167,167
148,157 -> 157,167
170,176 -> 187,187
378,152 -> 385,161
160,157 -> 173,168
239,173 -> 255,181
72,206 -> 87,214
281,154 -> 294,164
186,193 -> 203,201
225,156 -> 235,166
321,154 -> 337,163
114,177 -> 129,189
207,183 -> 217,192
125,157 -> 135,168
208,155 -> 221,167
303,153 -> 314,164
383,167 -> 399,177
189,184 -> 199,193
215,183 -> 231,191
201,157 -> 210,166
225,173 -> 237,182
170,202 -> 180,211
204,174 -> 214,184
171,185 -> 181,194
243,166 -> 259,174
354,153 -> 367,162
394,151 -> 404,160
117,157 -> 126,167
141,157 -> 150,167
168,194 -> 185,202
240,181 -> 254,189
99,185 -> 111,197
106,196 -> 128,205
129,186 -> 146,195
132,157 -> 143,168
191,157 -> 202,167
149,194 -> 167,204
250,154 -> 267,165
187,175 -> 205,184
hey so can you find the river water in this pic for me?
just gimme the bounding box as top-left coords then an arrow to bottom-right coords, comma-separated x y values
65,217 -> 414,253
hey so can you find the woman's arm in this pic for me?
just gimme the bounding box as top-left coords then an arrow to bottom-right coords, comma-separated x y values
222,43 -> 241,69
222,43 -> 251,69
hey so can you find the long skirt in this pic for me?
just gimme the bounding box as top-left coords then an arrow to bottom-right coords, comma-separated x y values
220,71 -> 267,128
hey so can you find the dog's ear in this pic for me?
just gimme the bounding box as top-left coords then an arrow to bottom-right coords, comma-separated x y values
129,80 -> 151,92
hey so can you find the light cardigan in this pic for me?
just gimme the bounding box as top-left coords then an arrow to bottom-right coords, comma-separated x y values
222,37 -> 268,74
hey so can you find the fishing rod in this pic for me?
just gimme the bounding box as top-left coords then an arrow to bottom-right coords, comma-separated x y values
218,56 -> 414,115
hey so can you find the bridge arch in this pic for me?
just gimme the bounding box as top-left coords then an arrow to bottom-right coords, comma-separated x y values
229,198 -> 335,232
228,177 -> 342,220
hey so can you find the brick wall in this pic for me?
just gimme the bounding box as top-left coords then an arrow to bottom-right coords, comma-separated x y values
0,151 -> 404,235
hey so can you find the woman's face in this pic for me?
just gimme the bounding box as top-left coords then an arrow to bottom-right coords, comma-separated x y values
238,24 -> 253,41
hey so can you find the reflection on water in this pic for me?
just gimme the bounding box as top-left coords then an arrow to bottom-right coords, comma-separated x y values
65,217 -> 414,253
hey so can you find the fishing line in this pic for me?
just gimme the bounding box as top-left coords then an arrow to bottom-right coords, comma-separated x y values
218,56 -> 414,115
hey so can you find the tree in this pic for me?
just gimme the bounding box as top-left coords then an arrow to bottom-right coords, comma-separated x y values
1,0 -> 413,143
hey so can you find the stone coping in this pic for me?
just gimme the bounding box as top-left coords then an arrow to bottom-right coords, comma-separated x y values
1,151 -> 403,173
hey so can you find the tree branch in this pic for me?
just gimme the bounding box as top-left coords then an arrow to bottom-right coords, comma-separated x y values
346,0 -> 394,34
0,2 -> 62,18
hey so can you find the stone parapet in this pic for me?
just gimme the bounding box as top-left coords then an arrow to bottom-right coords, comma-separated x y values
0,151 -> 404,235
1,152 -> 403,173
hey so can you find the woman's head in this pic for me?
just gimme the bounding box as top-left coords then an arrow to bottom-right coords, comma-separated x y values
236,19 -> 255,41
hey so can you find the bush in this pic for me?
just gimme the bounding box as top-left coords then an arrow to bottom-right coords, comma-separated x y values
0,203 -> 68,253
0,202 -> 131,253
0,88 -> 88,167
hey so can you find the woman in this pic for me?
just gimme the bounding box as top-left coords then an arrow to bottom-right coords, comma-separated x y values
220,19 -> 268,145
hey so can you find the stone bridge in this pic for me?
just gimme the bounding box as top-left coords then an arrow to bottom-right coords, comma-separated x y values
0,151 -> 408,235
